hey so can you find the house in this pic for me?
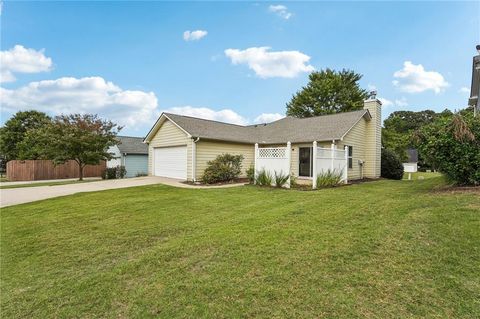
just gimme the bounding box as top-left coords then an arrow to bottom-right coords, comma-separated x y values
107,136 -> 148,178
144,98 -> 382,182
403,148 -> 419,173
468,46 -> 480,117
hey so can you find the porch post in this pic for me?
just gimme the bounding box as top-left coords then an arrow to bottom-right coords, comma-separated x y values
344,145 -> 349,184
330,142 -> 335,172
254,143 -> 258,184
312,141 -> 317,189
286,141 -> 291,188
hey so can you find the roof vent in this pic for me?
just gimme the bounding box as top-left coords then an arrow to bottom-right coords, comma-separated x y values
369,90 -> 377,99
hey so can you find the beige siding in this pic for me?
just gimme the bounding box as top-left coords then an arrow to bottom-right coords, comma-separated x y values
363,100 -> 382,178
195,140 -> 254,180
147,119 -> 192,178
338,118 -> 367,180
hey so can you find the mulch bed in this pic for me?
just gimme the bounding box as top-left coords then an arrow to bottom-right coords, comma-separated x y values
182,178 -> 249,187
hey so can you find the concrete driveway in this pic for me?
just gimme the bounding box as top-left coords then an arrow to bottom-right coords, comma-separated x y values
0,176 -> 246,208
0,177 -> 175,208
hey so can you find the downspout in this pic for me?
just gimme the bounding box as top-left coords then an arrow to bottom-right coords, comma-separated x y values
192,137 -> 200,182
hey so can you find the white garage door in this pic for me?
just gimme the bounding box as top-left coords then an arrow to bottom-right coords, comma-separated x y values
153,146 -> 187,179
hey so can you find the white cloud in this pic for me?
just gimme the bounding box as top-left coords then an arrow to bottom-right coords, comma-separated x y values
162,106 -> 248,125
0,76 -> 159,128
254,113 -> 284,123
378,97 -> 408,108
393,61 -> 449,94
378,97 -> 393,107
459,87 -> 470,94
183,30 -> 208,41
268,5 -> 292,19
367,84 -> 377,91
0,45 -> 53,83
224,47 -> 314,78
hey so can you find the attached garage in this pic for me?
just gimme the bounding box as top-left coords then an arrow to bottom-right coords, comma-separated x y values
153,146 -> 187,179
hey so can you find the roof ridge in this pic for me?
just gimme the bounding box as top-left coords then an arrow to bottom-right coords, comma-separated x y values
289,109 -> 367,120
117,135 -> 144,139
164,112 -> 249,128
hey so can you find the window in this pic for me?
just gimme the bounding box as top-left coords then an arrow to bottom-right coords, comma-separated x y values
348,146 -> 353,169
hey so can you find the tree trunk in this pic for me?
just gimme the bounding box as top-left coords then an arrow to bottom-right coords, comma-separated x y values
78,163 -> 84,181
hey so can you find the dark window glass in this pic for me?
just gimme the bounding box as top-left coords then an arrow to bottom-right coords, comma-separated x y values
299,147 -> 312,177
348,146 -> 353,169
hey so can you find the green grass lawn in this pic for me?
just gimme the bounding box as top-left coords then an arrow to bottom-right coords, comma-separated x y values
1,175 -> 479,318
403,171 -> 442,180
0,179 -> 100,189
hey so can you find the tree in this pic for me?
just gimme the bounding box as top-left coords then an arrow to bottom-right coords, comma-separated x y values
34,114 -> 121,180
382,109 -> 453,164
381,148 -> 404,180
286,69 -> 369,117
414,111 -> 480,186
0,110 -> 51,161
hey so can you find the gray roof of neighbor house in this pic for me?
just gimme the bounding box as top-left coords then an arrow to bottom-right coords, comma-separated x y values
116,136 -> 148,154
406,148 -> 418,163
160,109 -> 370,144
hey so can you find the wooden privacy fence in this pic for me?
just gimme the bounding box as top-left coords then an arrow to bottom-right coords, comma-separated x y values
6,160 -> 106,181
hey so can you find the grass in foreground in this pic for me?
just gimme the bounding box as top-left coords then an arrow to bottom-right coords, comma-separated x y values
0,179 -> 100,189
1,175 -> 479,318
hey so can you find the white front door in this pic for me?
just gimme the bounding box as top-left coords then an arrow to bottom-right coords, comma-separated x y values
153,146 -> 187,179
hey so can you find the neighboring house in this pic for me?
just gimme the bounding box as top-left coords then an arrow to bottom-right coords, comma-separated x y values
107,136 -> 148,178
144,98 -> 382,182
403,148 -> 418,173
469,47 -> 480,117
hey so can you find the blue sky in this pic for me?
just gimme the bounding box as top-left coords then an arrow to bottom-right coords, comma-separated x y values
1,1 -> 478,136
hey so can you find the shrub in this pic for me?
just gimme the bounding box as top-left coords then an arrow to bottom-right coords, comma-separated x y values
255,169 -> 273,186
290,173 -> 297,187
381,149 -> 404,180
415,112 -> 479,185
246,166 -> 255,184
201,153 -> 243,184
316,169 -> 343,188
102,165 -> 126,179
117,166 -> 127,179
135,172 -> 148,177
274,171 -> 289,188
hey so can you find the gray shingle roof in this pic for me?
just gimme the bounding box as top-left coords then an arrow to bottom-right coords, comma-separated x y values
163,110 -> 370,144
116,136 -> 148,154
406,149 -> 418,163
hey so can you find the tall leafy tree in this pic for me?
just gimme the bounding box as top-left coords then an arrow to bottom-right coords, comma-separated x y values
286,69 -> 369,117
0,110 -> 51,161
382,109 -> 453,162
33,114 -> 121,180
414,111 -> 479,185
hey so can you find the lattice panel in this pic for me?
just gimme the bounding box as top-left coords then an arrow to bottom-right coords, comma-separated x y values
258,148 -> 287,158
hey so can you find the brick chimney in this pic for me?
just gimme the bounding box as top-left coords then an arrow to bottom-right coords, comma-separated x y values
363,96 -> 382,178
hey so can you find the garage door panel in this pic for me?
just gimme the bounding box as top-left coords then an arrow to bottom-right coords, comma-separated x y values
154,146 -> 187,179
